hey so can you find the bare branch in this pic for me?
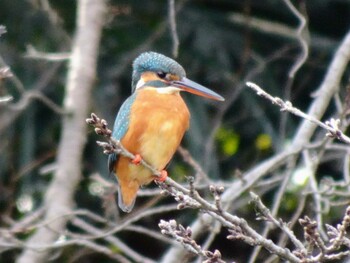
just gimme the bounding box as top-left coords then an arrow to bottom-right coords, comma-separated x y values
0,63 -> 63,135
168,0 -> 179,58
282,0 -> 309,78
250,192 -> 306,252
24,45 -> 71,61
178,146 -> 210,183
292,28 -> 350,147
0,25 -> 6,36
0,95 -> 13,104
228,12 -> 335,50
159,219 -> 227,263
0,66 -> 13,79
71,217 -> 156,263
16,1 -> 106,262
246,82 -> 350,144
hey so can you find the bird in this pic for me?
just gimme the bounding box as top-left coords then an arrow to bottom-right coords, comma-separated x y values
109,51 -> 224,212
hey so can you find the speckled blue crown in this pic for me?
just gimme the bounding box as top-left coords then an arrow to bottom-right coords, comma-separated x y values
131,52 -> 186,91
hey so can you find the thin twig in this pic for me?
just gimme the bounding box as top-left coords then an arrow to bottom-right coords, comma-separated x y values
72,217 -> 156,263
178,146 -> 210,183
159,219 -> 227,263
246,82 -> 350,144
25,45 -> 71,61
250,192 -> 306,252
0,25 -> 6,36
282,0 -> 309,78
0,95 -> 13,104
168,0 -> 179,58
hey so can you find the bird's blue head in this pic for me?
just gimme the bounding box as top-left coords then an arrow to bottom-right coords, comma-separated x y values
131,52 -> 185,92
131,51 -> 224,101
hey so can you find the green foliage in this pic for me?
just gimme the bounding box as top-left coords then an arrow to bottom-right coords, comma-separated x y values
255,133 -> 272,151
216,127 -> 240,156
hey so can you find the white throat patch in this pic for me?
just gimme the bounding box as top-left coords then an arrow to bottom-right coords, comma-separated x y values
155,86 -> 181,94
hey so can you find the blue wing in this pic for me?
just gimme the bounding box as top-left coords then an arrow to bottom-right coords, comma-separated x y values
108,93 -> 137,173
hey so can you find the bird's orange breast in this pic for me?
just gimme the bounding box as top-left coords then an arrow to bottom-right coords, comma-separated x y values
115,88 -> 190,206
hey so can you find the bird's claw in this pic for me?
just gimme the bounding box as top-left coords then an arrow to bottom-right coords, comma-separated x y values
155,170 -> 168,182
131,154 -> 142,165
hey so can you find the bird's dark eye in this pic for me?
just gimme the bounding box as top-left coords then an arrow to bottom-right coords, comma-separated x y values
157,71 -> 167,79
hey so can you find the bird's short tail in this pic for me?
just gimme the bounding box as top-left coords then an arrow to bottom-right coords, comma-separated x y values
117,180 -> 139,213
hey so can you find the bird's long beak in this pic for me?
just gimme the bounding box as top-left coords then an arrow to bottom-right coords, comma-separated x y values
172,77 -> 225,101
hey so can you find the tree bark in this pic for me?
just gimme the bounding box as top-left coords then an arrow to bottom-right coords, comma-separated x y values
16,1 -> 106,262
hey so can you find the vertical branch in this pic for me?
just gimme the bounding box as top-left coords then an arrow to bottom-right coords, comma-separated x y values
16,1 -> 106,263
303,150 -> 327,239
282,0 -> 309,78
292,29 -> 350,147
168,0 -> 179,58
279,0 -> 309,145
344,151 -> 350,191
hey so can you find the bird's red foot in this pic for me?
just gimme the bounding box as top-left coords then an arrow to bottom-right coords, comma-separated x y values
131,154 -> 142,165
155,170 -> 168,182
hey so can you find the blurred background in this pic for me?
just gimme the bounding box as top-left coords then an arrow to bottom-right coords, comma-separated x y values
1,0 -> 350,262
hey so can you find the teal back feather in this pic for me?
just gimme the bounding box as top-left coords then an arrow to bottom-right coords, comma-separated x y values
108,93 -> 137,173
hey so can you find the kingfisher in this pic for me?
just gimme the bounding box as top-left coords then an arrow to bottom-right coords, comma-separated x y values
109,52 -> 224,212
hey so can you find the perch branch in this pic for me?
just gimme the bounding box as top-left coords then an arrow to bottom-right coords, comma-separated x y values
86,113 -> 300,262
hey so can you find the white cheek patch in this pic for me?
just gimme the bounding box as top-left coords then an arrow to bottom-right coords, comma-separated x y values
136,79 -> 145,90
